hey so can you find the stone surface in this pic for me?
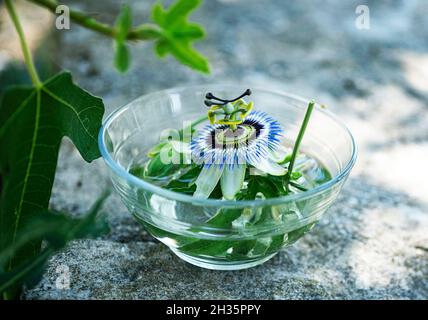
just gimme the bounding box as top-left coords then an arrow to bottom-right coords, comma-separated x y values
3,0 -> 427,299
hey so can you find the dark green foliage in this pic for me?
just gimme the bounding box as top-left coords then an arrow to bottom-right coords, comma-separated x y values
1,0 -> 210,300
114,4 -> 132,72
151,0 -> 210,73
0,72 -> 105,298
0,192 -> 110,296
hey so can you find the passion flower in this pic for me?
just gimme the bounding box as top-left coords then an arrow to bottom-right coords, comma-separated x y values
190,90 -> 287,200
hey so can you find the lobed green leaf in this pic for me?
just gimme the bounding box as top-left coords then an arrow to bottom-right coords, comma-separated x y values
0,71 -> 105,296
151,0 -> 210,73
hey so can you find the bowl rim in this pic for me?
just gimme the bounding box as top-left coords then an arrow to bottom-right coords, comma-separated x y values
98,85 -> 358,207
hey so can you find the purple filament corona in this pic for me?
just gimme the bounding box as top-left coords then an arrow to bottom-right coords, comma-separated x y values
190,111 -> 282,168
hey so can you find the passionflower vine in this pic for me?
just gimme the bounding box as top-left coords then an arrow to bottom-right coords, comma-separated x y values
190,89 -> 287,200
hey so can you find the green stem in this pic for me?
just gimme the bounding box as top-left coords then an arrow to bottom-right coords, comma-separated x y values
5,0 -> 42,88
191,115 -> 209,128
284,101 -> 315,192
180,115 -> 208,135
28,0 -> 161,40
175,115 -> 207,141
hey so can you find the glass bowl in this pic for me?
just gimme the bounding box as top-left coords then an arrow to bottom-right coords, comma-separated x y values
98,86 -> 357,270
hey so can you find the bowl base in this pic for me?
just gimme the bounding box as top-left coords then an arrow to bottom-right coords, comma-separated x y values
170,248 -> 277,270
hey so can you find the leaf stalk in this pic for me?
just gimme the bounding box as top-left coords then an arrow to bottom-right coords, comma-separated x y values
27,0 -> 161,41
5,0 -> 42,88
284,101 -> 315,192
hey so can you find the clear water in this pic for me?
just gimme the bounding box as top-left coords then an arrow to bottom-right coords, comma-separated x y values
128,145 -> 331,266
129,145 -> 331,197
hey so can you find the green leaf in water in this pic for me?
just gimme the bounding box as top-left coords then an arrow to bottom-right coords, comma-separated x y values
164,165 -> 202,194
237,175 -> 287,200
145,152 -> 178,178
290,171 -> 302,180
206,208 -> 242,228
287,223 -> 316,244
179,239 -> 233,256
147,141 -> 169,158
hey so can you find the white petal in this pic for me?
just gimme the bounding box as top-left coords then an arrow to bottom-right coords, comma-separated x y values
193,165 -> 224,199
221,165 -> 246,200
249,156 -> 287,176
